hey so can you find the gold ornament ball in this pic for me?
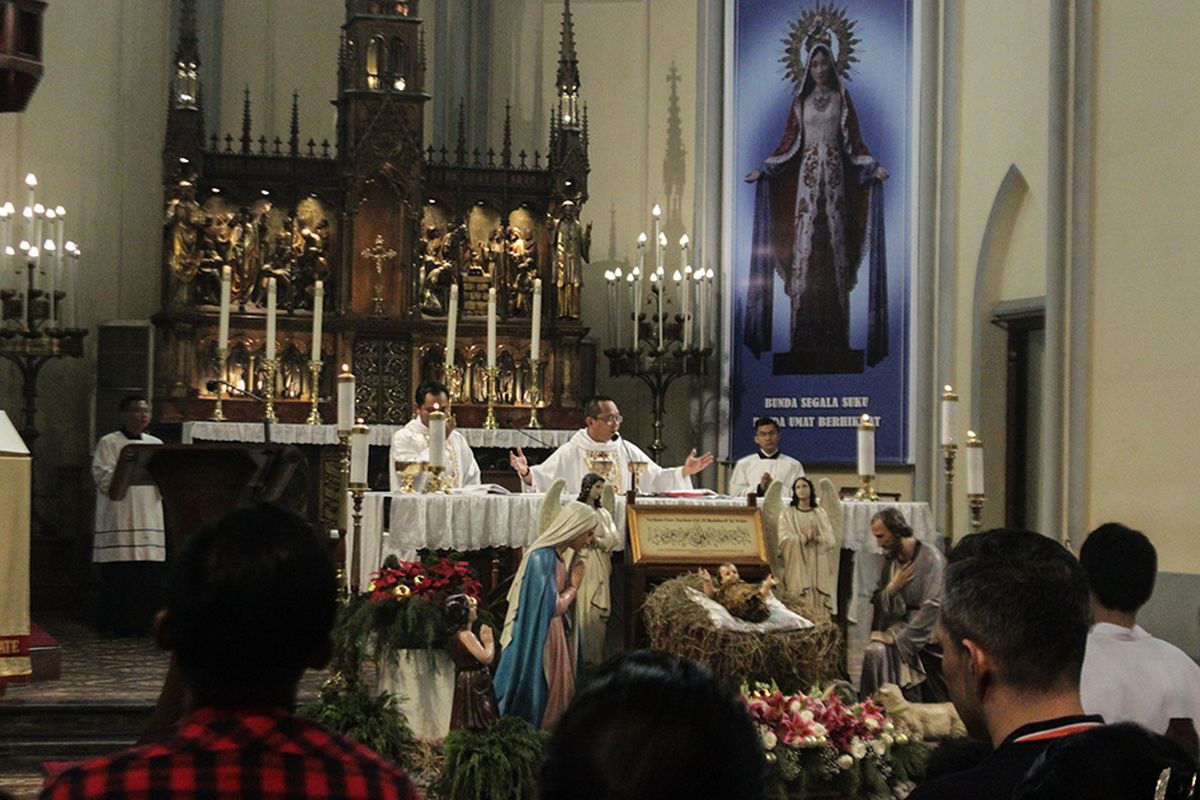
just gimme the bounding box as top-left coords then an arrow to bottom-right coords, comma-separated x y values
393,584 -> 411,600
367,582 -> 377,592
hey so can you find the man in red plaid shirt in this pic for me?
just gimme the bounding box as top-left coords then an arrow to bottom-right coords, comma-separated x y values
43,504 -> 419,800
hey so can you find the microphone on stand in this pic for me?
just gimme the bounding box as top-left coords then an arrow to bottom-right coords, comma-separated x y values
206,379 -> 272,443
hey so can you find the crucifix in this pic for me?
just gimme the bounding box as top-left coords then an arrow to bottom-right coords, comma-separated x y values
361,234 -> 398,317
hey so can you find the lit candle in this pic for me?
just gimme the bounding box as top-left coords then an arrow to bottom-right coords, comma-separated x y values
966,431 -> 984,494
350,419 -> 370,486
337,365 -> 355,432
613,266 -> 623,339
486,287 -> 497,370
218,265 -> 232,350
651,271 -> 664,351
0,203 -> 11,292
265,276 -> 277,360
42,238 -> 56,325
941,385 -> 958,446
428,405 -> 446,469
657,232 -> 667,277
672,268 -> 683,341
32,204 -> 44,263
26,246 -> 38,326
3,246 -> 13,299
682,264 -> 693,349
53,207 -> 64,324
23,174 -> 36,241
67,243 -> 79,328
311,280 -> 324,360
697,268 -> 707,351
444,283 -> 459,366
857,414 -> 876,478
628,273 -> 638,350
531,278 -> 542,362
604,270 -> 616,345
651,205 -> 661,274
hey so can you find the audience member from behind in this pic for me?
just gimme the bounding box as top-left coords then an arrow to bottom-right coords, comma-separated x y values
540,649 -> 766,800
43,504 -> 418,800
1079,522 -> 1200,754
907,529 -> 1098,800
1013,722 -> 1199,800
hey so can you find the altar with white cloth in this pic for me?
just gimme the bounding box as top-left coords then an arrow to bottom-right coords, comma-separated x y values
182,421 -> 576,449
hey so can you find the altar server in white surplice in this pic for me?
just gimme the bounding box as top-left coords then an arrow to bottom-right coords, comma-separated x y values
508,396 -> 713,494
727,417 -> 804,498
389,380 -> 481,491
92,395 -> 166,635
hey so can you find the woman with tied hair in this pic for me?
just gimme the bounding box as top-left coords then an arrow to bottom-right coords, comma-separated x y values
443,594 -> 499,732
575,473 -> 620,666
494,499 -> 597,730
777,475 -> 839,618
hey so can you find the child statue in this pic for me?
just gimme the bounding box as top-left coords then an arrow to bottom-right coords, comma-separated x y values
444,594 -> 499,732
698,563 -> 779,623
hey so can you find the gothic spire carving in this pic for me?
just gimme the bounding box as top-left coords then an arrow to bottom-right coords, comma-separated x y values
241,86 -> 252,154
556,0 -> 580,94
289,92 -> 300,157
502,101 -> 513,168
175,0 -> 200,68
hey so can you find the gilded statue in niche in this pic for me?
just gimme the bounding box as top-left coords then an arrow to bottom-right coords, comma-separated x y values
507,226 -> 537,316
164,182 -> 207,306
419,223 -> 456,316
550,201 -> 590,319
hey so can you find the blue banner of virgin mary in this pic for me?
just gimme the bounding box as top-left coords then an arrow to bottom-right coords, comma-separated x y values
725,0 -> 914,465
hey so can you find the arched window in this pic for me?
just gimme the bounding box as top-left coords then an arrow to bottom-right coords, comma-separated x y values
366,35 -> 387,90
389,38 -> 406,91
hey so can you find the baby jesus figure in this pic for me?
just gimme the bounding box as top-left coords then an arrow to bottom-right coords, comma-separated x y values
698,563 -> 779,623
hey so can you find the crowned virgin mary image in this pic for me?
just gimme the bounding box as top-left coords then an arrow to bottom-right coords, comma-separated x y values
744,5 -> 890,375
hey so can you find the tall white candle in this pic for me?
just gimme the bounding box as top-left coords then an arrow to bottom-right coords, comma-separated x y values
444,283 -> 459,366
3,247 -> 13,298
428,406 -> 446,469
941,385 -> 958,446
486,287 -> 497,369
966,431 -> 984,494
32,205 -> 43,264
0,204 -> 11,292
651,205 -> 661,274
613,266 -> 623,343
28,246 -> 39,295
697,268 -> 707,351
657,232 -> 667,277
337,365 -> 355,432
311,280 -> 324,360
651,272 -> 664,351
218,265 -> 232,350
628,273 -> 639,350
42,238 -> 55,324
53,208 -> 64,324
67,244 -> 79,328
24,174 -> 36,242
857,414 -> 876,477
265,277 -> 277,360
350,419 -> 370,485
682,264 -> 692,349
531,279 -> 542,362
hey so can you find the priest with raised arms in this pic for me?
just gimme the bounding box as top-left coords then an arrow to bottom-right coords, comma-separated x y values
389,380 -> 481,490
508,395 -> 714,493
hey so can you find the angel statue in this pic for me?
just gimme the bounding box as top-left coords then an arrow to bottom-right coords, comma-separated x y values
494,479 -> 597,730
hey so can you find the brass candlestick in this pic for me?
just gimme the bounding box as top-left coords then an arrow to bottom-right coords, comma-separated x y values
210,347 -> 228,421
483,365 -> 499,430
526,360 -> 542,429
443,362 -> 461,409
305,360 -> 323,425
337,430 -> 351,533
628,461 -> 648,495
854,474 -> 880,501
262,358 -> 279,423
394,460 -> 420,493
350,484 -> 366,592
942,443 -> 957,545
968,493 -> 986,532
423,464 -> 450,494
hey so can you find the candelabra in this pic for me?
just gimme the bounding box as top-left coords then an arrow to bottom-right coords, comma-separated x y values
604,310 -> 712,462
305,360 -> 323,424
526,360 -> 543,429
854,475 -> 880,502
262,358 -> 279,423
482,365 -> 499,430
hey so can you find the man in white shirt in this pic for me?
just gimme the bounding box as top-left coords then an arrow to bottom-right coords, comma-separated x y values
1079,522 -> 1200,751
727,417 -> 804,497
388,380 -> 481,490
507,395 -> 713,494
92,395 -> 165,636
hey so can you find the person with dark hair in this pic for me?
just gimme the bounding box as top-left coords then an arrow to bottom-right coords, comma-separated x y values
859,507 -> 944,698
444,593 -> 499,732
508,395 -> 713,493
388,378 -> 480,490
908,529 -> 1100,800
727,417 -> 804,497
1012,722 -> 1199,800
777,475 -> 839,617
541,650 -> 767,800
1079,522 -> 1200,747
91,394 -> 165,636
43,503 -> 418,800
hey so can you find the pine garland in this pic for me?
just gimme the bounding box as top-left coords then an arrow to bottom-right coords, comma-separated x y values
430,717 -> 549,800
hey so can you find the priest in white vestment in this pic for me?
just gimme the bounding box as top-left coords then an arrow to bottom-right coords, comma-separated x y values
508,396 -> 713,494
92,395 -> 166,635
389,379 -> 481,490
727,417 -> 804,497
